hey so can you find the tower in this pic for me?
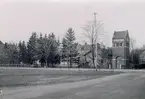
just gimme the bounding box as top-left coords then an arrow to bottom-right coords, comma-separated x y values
112,30 -> 130,69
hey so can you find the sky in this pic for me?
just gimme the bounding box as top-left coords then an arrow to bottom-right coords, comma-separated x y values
0,0 -> 145,48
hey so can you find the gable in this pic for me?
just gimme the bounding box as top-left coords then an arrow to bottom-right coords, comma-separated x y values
125,32 -> 130,42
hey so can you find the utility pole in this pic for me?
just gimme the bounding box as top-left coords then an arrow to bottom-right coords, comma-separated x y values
93,12 -> 98,71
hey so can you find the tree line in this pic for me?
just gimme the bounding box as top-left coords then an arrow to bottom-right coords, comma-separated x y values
0,27 -> 142,68
0,28 -> 78,67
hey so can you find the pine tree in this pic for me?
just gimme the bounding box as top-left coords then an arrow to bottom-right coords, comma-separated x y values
27,32 -> 38,64
37,33 -> 45,67
36,33 -> 60,67
62,38 -> 68,60
47,33 -> 60,67
18,41 -> 28,64
63,28 -> 77,68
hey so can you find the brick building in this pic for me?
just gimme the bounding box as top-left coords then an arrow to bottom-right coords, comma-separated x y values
112,30 -> 130,69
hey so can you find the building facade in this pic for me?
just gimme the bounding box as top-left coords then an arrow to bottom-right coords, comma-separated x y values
139,50 -> 145,64
77,43 -> 102,68
112,30 -> 130,69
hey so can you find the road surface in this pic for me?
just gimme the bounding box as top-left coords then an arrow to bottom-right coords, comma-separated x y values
2,72 -> 145,99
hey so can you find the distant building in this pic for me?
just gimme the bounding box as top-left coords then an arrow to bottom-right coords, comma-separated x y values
0,41 -> 5,64
139,50 -> 145,64
0,41 -> 4,55
77,43 -> 102,68
112,30 -> 130,69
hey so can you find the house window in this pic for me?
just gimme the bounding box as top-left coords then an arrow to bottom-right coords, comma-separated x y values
126,42 -> 129,46
120,43 -> 122,46
122,42 -> 124,46
113,43 -> 115,47
116,43 -> 119,47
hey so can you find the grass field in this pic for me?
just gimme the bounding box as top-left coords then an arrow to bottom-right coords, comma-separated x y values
0,68 -> 122,89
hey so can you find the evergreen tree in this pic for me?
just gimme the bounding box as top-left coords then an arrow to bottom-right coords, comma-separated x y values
63,28 -> 77,67
37,33 -> 45,67
47,33 -> 60,67
130,49 -> 142,65
62,38 -> 68,61
18,41 -> 28,64
36,33 -> 60,67
27,32 -> 38,64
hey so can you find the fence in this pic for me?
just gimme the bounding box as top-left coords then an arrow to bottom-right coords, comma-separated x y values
0,64 -> 96,69
0,64 -> 33,68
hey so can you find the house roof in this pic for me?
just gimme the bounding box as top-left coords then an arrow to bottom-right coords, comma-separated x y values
77,43 -> 101,56
113,30 -> 128,39
0,41 -> 3,44
0,44 -> 4,54
140,50 -> 145,60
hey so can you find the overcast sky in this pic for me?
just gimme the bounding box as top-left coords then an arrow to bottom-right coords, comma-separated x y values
0,0 -> 145,47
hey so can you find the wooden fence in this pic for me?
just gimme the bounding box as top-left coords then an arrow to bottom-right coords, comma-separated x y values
0,64 -> 33,68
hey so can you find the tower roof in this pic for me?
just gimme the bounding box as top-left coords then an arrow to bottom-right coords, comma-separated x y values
113,30 -> 128,39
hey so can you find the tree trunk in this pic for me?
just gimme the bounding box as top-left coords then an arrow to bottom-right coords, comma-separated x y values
70,56 -> 72,68
92,44 -> 95,68
67,56 -> 69,68
45,59 -> 48,67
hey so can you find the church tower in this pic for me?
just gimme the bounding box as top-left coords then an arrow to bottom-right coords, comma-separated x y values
112,30 -> 130,69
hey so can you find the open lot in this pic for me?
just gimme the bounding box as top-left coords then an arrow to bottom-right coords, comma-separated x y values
0,68 -> 121,88
2,70 -> 145,99
1,68 -> 145,99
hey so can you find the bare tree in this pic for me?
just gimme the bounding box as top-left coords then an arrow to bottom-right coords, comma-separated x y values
82,13 -> 104,70
130,37 -> 136,52
129,38 -> 137,66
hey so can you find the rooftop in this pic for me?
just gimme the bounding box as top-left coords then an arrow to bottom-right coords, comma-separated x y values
113,30 -> 128,39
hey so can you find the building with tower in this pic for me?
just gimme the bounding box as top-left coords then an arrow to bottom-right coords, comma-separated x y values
112,30 -> 130,69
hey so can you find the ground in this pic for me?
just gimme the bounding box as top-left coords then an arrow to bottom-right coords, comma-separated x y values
1,68 -> 145,99
0,68 -> 119,88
